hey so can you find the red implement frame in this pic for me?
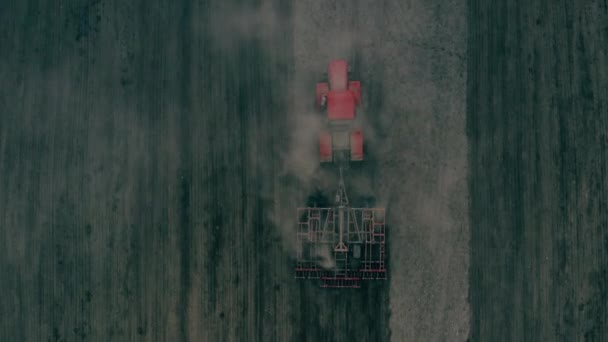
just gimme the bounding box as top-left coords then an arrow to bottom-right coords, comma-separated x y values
295,207 -> 386,288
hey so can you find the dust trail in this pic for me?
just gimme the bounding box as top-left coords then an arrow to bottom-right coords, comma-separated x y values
205,1 -> 280,51
202,0 -> 388,260
203,0 -> 305,256
275,15 -> 389,257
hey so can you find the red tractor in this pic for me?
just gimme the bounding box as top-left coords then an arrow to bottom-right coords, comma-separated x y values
316,60 -> 363,164
294,60 -> 386,289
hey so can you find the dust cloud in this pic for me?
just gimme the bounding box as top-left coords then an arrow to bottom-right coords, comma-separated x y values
205,1 -> 281,50
201,0 -> 394,270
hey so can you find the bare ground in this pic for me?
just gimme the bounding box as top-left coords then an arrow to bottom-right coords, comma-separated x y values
468,1 -> 608,341
0,0 -> 467,341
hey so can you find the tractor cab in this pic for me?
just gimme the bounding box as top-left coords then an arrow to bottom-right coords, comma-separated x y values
316,60 -> 363,163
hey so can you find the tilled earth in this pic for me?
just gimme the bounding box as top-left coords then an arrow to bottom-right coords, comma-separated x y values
468,1 -> 608,341
4,1 -> 606,342
0,1 -> 466,340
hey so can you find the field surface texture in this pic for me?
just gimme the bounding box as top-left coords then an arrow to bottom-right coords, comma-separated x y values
468,1 -> 608,341
9,0 -> 608,341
